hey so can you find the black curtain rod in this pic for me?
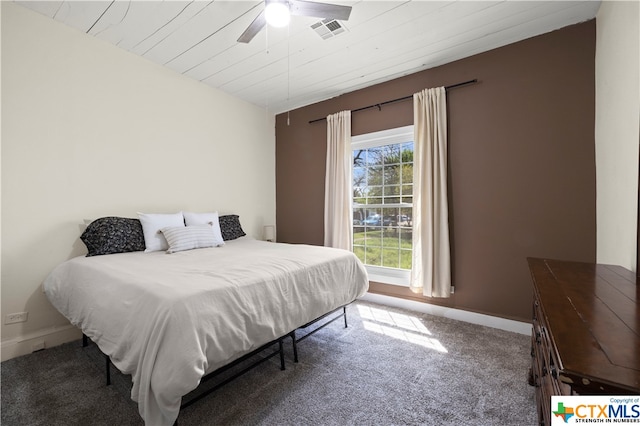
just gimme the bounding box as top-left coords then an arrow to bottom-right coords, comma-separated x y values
308,78 -> 478,124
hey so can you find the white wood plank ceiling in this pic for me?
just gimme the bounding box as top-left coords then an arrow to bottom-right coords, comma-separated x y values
15,1 -> 600,114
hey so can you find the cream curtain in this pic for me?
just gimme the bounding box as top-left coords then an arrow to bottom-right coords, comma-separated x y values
410,87 -> 452,297
324,110 -> 352,250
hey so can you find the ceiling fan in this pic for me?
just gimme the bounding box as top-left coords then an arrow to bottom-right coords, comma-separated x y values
238,0 -> 352,43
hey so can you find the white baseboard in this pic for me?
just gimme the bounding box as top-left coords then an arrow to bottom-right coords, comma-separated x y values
358,292 -> 532,335
1,324 -> 82,362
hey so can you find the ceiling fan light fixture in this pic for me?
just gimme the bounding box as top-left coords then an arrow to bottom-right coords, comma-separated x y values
265,2 -> 291,28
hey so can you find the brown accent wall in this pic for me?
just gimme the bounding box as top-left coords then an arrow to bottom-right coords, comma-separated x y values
275,21 -> 596,322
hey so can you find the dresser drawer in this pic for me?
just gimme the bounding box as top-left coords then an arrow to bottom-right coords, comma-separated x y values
531,292 -> 572,425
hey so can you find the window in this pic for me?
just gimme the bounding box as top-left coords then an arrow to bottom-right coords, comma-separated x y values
352,125 -> 413,286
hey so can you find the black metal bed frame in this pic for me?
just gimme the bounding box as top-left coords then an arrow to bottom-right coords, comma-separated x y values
290,305 -> 347,363
81,304 -> 349,419
81,332 -> 287,394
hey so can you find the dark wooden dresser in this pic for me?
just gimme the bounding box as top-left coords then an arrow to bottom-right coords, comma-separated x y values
527,258 -> 640,426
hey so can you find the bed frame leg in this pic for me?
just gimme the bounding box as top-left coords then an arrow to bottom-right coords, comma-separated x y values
290,331 -> 298,363
105,355 -> 111,386
343,306 -> 348,328
82,333 -> 111,386
279,339 -> 285,370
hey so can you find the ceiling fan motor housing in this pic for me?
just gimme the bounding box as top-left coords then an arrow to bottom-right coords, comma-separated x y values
238,0 -> 353,43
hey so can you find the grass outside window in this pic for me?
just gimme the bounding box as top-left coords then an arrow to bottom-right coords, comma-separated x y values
353,228 -> 412,270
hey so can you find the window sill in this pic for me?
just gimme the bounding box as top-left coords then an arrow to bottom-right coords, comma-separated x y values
366,266 -> 410,287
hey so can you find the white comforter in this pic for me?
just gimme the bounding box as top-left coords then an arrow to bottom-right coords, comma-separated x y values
43,237 -> 368,425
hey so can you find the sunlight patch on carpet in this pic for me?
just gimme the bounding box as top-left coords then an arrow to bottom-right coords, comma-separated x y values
357,305 -> 448,352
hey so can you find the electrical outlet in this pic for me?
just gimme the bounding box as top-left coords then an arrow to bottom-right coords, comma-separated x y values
5,312 -> 28,324
32,341 -> 45,352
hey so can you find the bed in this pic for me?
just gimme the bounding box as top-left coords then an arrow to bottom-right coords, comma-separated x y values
43,215 -> 368,425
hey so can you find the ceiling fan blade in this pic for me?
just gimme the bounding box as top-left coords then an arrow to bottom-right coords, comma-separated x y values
290,0 -> 352,21
237,10 -> 266,43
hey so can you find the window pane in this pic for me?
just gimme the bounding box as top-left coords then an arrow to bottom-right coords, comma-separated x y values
384,197 -> 400,204
353,167 -> 366,185
382,248 -> 400,268
365,246 -> 381,266
382,207 -> 399,227
368,166 -> 383,186
384,165 -> 399,184
382,232 -> 399,248
384,185 -> 400,197
382,206 -> 400,216
367,147 -> 383,166
384,144 -> 400,164
365,227 -> 382,245
367,185 -> 382,199
400,228 -> 413,244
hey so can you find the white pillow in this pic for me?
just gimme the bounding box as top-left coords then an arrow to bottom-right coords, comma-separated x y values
138,212 -> 184,252
160,225 -> 220,253
183,211 -> 225,246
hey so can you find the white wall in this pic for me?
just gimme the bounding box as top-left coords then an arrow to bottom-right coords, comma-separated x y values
595,0 -> 640,272
1,3 -> 275,360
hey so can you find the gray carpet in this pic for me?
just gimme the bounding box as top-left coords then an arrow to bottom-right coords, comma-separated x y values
1,300 -> 536,425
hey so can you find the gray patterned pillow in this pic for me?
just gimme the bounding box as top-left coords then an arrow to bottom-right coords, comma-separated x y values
81,217 -> 146,256
218,215 -> 246,241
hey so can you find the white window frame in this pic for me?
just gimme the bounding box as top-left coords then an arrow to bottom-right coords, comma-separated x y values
352,125 -> 414,287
